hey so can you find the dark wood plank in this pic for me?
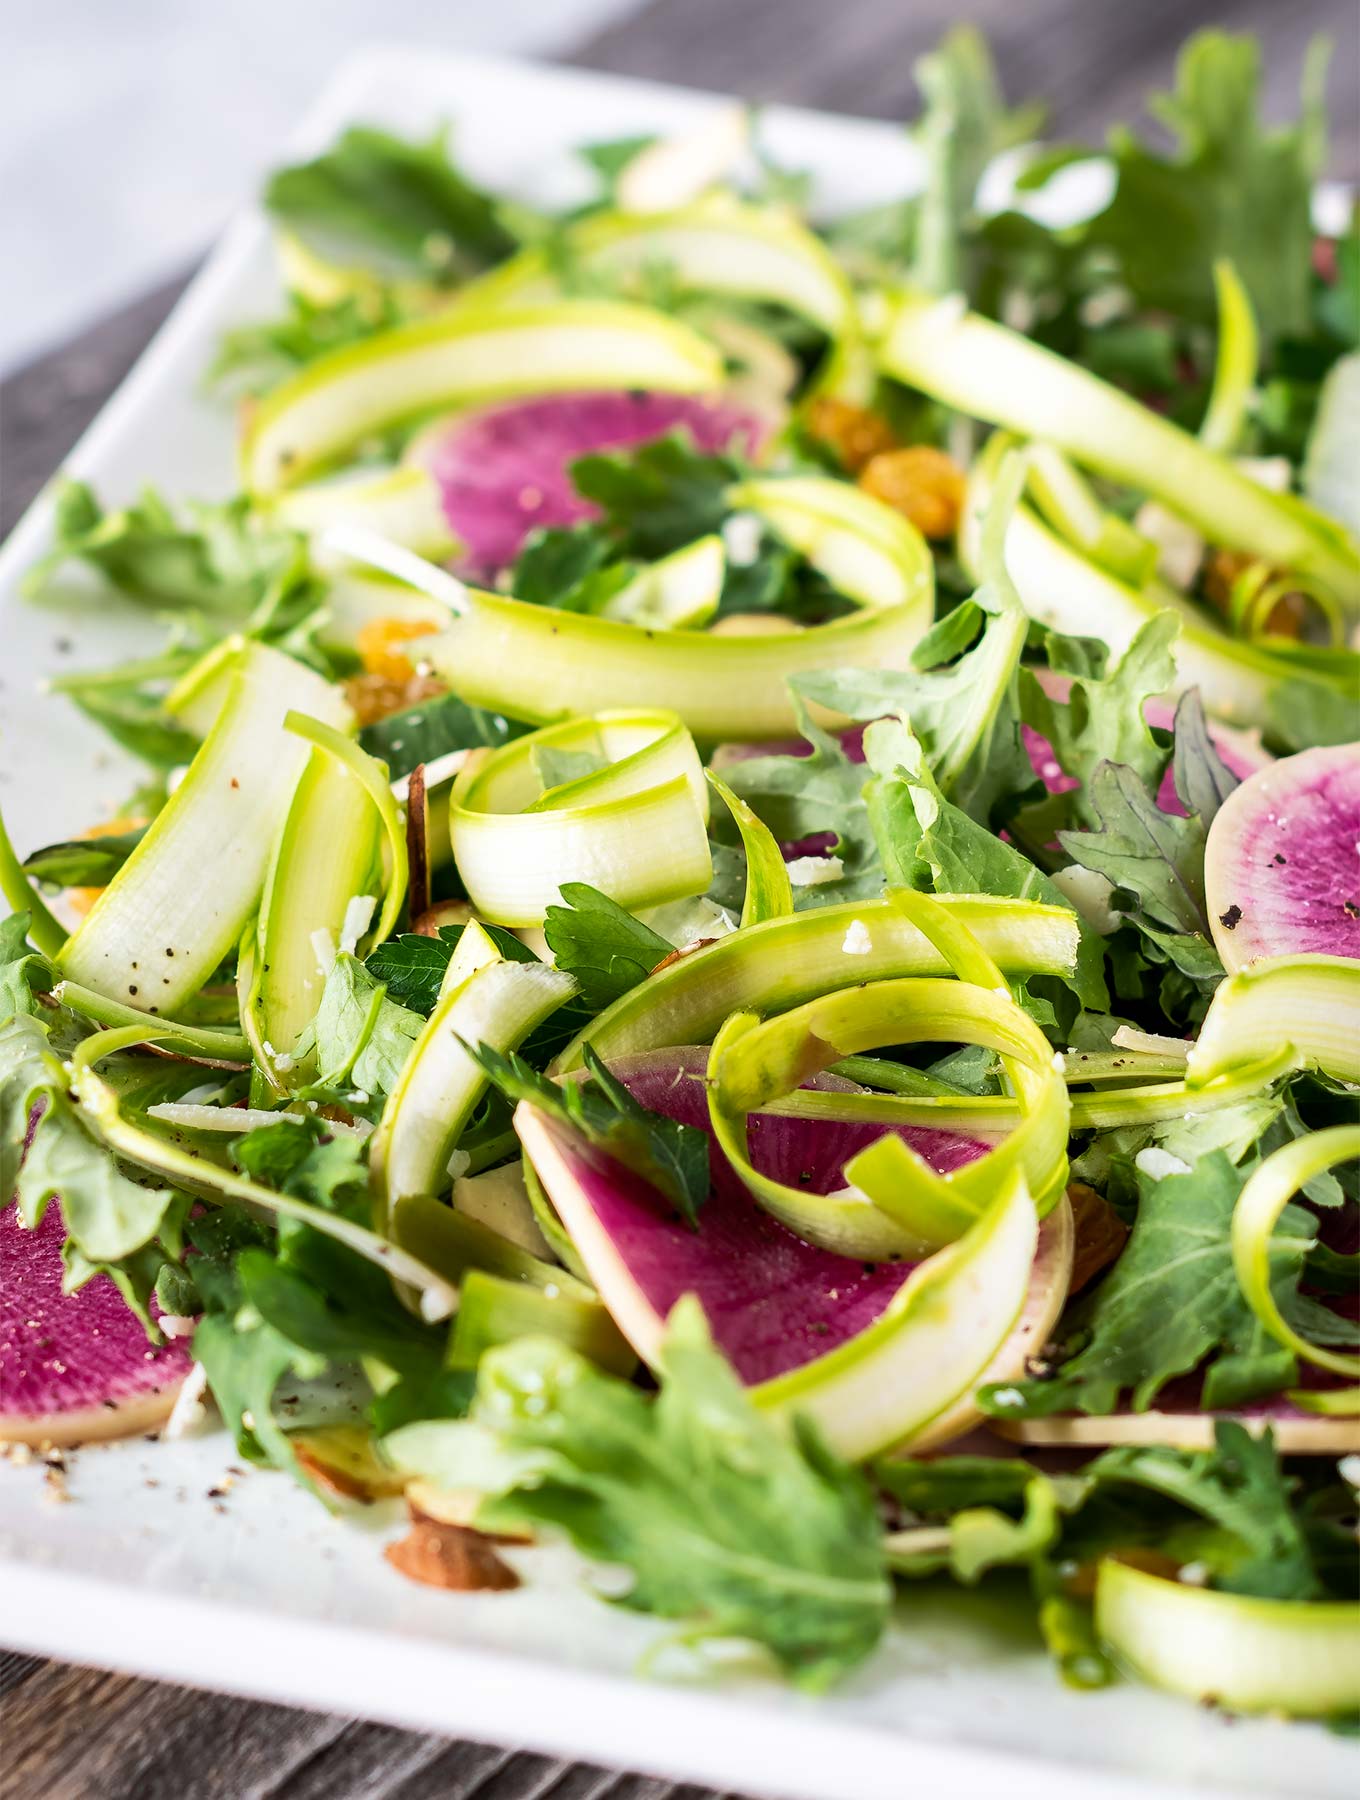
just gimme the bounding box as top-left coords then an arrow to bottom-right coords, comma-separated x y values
0,1663 -> 718,1800
2,4 -> 1356,1798
570,0 -> 1359,179
0,1648 -> 42,1697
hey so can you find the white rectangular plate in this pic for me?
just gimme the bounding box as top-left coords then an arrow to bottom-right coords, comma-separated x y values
0,46 -> 1353,1800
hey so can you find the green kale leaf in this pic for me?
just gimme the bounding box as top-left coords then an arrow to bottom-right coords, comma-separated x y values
796,454 -> 1035,827
1019,612 -> 1179,828
1059,761 -> 1211,939
207,288 -> 408,394
722,697 -> 882,906
909,25 -> 1045,297
861,721 -> 1108,1011
24,480 -> 309,617
300,952 -> 424,1108
20,830 -> 147,891
881,1421 -> 1343,1620
1085,1423 -> 1321,1601
570,435 -> 740,561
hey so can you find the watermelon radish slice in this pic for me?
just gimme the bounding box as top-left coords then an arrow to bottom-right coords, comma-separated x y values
408,390 -> 769,579
1204,743 -> 1360,972
516,1049 -> 1072,1458
0,1196 -> 191,1446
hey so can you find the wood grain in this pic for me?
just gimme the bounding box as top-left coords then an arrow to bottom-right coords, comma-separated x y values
2,1 -> 1357,1794
0,1655 -> 742,1800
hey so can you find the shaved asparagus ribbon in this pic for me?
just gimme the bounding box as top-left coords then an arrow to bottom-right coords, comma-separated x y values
1232,1125 -> 1360,1383
0,807 -> 67,959
67,1025 -> 459,1321
242,298 -> 726,493
321,471 -> 933,741
53,980 -> 251,1062
706,892 -> 1069,1257
963,436 -> 1359,729
600,536 -> 725,630
775,1045 -> 1298,1136
754,1170 -> 1044,1459
60,641 -> 352,1012
283,712 -> 408,950
457,194 -> 856,341
448,710 -> 712,928
1289,1386 -> 1360,1416
728,475 -> 936,613
246,741 -> 384,1091
270,464 -> 460,564
705,770 -> 792,927
451,1266 -> 636,1376
1096,1560 -> 1360,1717
453,186 -> 870,401
882,287 -> 1360,617
371,921 -> 577,1217
1199,259 -> 1258,456
552,893 -> 1080,1071
451,191 -> 867,399
513,1099 -> 1065,1460
1188,954 -> 1360,1086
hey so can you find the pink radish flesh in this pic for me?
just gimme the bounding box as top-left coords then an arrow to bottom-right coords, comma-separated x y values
0,1196 -> 190,1445
1205,742 -> 1360,968
533,1050 -> 987,1385
412,390 -> 769,578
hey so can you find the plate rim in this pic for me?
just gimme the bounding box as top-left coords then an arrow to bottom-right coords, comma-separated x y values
0,1559 -> 1220,1800
0,43 -> 1348,1800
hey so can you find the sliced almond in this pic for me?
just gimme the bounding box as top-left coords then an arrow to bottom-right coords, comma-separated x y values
385,1503 -> 520,1592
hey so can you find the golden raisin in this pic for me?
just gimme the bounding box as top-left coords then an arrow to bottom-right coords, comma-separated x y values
803,397 -> 899,474
343,669 -> 446,728
1201,548 -> 1253,612
356,615 -> 440,682
858,445 -> 967,540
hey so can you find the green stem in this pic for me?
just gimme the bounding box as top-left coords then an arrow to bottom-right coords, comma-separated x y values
0,807 -> 68,958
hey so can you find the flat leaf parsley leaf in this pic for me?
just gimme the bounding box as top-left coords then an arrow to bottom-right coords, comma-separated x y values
541,883 -> 673,1011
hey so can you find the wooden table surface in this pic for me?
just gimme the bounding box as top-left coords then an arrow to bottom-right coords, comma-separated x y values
2,1 -> 1356,1793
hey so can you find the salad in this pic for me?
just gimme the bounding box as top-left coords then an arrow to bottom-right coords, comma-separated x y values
2,23 -> 1358,1722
